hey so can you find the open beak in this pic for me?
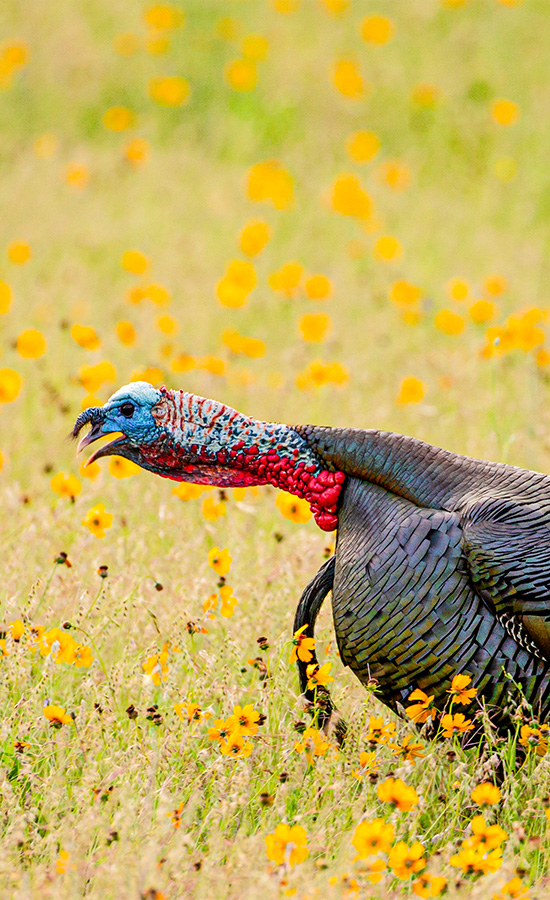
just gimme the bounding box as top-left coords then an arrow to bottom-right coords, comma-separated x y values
71,407 -> 127,466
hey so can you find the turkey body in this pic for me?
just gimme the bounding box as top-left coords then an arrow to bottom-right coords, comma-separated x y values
295,426 -> 550,726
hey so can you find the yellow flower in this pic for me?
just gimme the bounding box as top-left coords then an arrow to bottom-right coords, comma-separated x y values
346,130 -> 380,164
174,702 -> 203,723
219,584 -> 238,617
50,472 -> 82,500
365,715 -> 396,745
217,259 -> 257,308
272,0 -> 301,12
332,59 -> 366,99
299,313 -> 331,343
396,376 -> 425,406
8,240 -> 31,265
405,689 -> 436,724
352,818 -> 395,859
447,673 -> 477,704
9,620 -> 25,641
146,34 -> 171,55
239,220 -> 271,257
440,712 -> 474,738
276,491 -> 311,523
143,282 -> 171,305
65,163 -> 89,190
450,845 -> 501,874
225,58 -> 257,91
390,280 -> 421,307
469,299 -> 498,324
56,849 -> 70,874
208,546 -> 232,576
319,0 -> 350,14
144,5 -> 184,30
467,815 -> 507,851
73,644 -> 94,668
389,735 -> 425,762
389,841 -> 426,879
241,34 -> 269,61
294,725 -> 331,758
352,750 -> 379,779
202,495 -> 226,521
306,661 -> 334,690
269,262 -> 304,297
290,625 -> 315,664
208,718 -> 232,742
0,280 -> 12,313
519,723 -> 549,756
360,15 -> 394,44
43,705 -> 73,727
296,359 -> 349,390
80,459 -> 100,479
79,360 -> 117,393
304,274 -> 332,300
172,483 -> 204,501
142,650 -> 170,685
108,456 -> 140,479
115,320 -> 137,345
471,782 -> 501,806
492,876 -> 531,900
434,309 -> 466,336
16,329 -> 47,359
148,76 -> 190,107
121,249 -> 149,275
412,874 -> 447,898
265,823 -> 308,867
220,732 -> 253,758
373,234 -> 402,262
0,368 -> 21,403
226,704 -> 260,736
377,777 -> 419,812
411,83 -> 442,108
330,173 -> 372,219
378,160 -> 411,192
70,323 -> 100,350
484,274 -> 507,295
446,278 -> 470,302
246,160 -> 294,210
81,503 -> 114,538
156,314 -> 178,336
491,98 -> 520,126
103,106 -> 135,131
124,138 -> 150,167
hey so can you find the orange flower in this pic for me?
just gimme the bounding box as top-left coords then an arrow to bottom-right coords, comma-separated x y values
50,472 -> 82,500
377,777 -> 419,812
389,735 -> 425,762
352,818 -> 395,859
484,275 -> 507,296
396,376 -> 425,406
246,160 -> 294,210
471,782 -> 501,806
469,299 -> 498,324
265,824 -> 308,867
378,160 -> 411,192
217,259 -> 257,308
298,313 -> 331,343
434,309 -> 466,336
44,705 -> 73,727
208,546 -> 232,576
304,274 -> 332,300
365,715 -> 396,745
446,278 -> 470,302
405,688 -> 436,724
202,496 -> 226,521
389,841 -> 425,879
360,15 -> 394,45
124,138 -> 150,167
108,457 -> 141,479
268,262 -> 304,297
148,76 -> 190,107
239,220 -> 271,257
0,280 -> 12,314
70,324 -> 100,350
447,673 -> 477,705
16,329 -> 47,359
115,320 -> 137,345
81,503 -> 114,538
440,712 -> 474,738
330,173 -> 372,219
412,873 -> 447,898
225,58 -> 257,91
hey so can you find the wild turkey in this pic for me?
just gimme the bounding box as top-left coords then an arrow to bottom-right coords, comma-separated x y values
72,382 -> 550,733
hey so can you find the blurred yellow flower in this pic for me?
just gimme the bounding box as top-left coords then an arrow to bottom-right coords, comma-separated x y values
103,106 -> 136,131
33,133 -> 58,158
411,83 -> 442,108
484,274 -> 507,295
16,329 -> 47,359
124,137 -> 150,167
219,585 -> 239,617
276,491 -> 311,523
208,546 -> 232,576
331,173 -> 372,219
272,0 -> 301,13
145,5 -> 185,30
202,495 -> 226,521
79,361 -> 117,392
172,483 -> 204,500
70,324 -> 100,350
143,282 -> 171,305
389,841 -> 425,879
390,280 -> 421,307
225,58 -> 257,91
82,503 -> 114,538
434,309 -> 466,336
360,15 -> 395,45
80,459 -> 100,479
121,249 -> 149,275
469,299 -> 498,324
332,59 -> 366,99
0,281 -> 12,314
108,456 -> 141,478
346,130 -> 380,164
156,314 -> 178,335
8,240 -> 31,265
440,712 -> 474,737
296,359 -> 348,390
378,160 -> 411,192
239,219 -> 271,257
446,278 -> 470,301
65,163 -> 89,190
222,329 -> 265,358
319,0 -> 350,14
44,705 -> 73,727
471,782 -> 501,806
377,777 -> 419,812
148,76 -> 190,107
373,235 -> 401,262
265,823 -> 308,867
217,259 -> 257,308
142,649 -> 170,685
115,320 -> 137,345
268,261 -> 304,297
146,34 -> 171,55
0,368 -> 22,403
50,472 -> 82,500
8,620 -> 25,641
299,312 -> 331,342
241,34 -> 269,60
352,819 -> 395,859
246,160 -> 294,210
171,352 -> 196,372
396,376 -> 425,405
491,98 -> 520,126
130,365 -> 164,385
304,274 -> 332,300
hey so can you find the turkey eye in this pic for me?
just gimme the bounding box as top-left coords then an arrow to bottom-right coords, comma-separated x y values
120,402 -> 135,419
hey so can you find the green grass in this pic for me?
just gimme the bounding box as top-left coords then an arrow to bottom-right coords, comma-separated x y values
1,0 -> 550,896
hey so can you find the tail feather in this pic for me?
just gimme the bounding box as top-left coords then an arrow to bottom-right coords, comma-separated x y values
293,556 -> 347,744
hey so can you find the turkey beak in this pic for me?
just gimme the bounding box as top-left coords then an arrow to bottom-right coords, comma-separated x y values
71,407 -> 106,451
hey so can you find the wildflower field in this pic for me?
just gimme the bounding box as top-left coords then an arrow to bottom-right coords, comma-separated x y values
2,0 -> 550,896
